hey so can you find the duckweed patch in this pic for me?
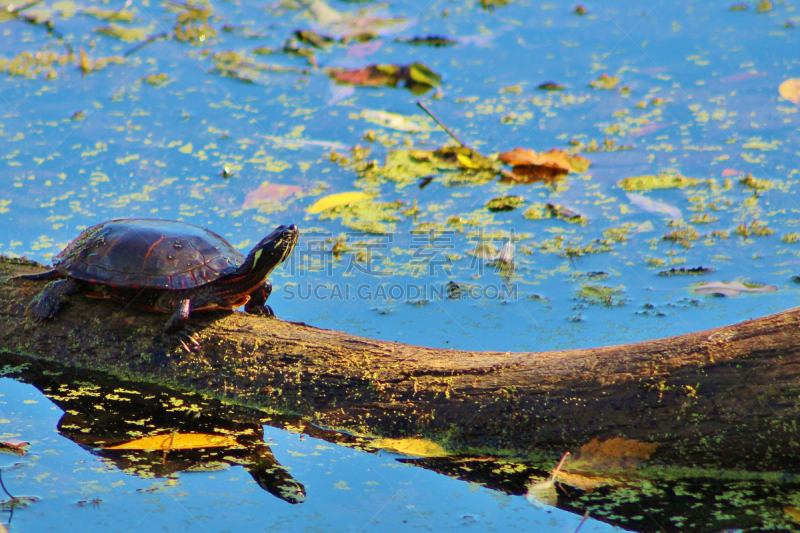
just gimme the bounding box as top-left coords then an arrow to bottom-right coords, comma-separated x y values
578,284 -> 627,307
618,172 -> 708,192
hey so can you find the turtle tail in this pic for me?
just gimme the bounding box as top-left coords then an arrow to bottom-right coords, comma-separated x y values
14,269 -> 63,281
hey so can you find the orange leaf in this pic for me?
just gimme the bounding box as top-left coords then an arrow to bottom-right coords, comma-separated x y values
498,148 -> 590,173
779,78 -> 800,104
0,438 -> 30,455
501,165 -> 568,184
328,65 -> 399,87
103,433 -> 240,451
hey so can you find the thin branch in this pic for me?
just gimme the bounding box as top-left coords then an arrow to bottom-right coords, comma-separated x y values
124,33 -> 169,57
416,101 -> 467,148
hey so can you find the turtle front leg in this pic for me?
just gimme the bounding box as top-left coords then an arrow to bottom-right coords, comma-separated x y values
244,281 -> 274,317
27,277 -> 81,323
164,298 -> 191,333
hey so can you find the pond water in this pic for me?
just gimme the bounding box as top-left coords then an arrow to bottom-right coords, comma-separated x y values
1,0 -> 800,529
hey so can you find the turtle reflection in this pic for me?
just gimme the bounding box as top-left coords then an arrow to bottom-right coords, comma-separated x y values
4,356 -> 305,504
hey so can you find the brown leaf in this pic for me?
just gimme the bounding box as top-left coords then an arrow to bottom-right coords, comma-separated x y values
500,165 -> 567,184
0,439 -> 30,455
327,62 -> 441,94
498,148 -> 590,173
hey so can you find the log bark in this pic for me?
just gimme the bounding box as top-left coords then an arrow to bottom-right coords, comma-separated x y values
2,257 -> 800,471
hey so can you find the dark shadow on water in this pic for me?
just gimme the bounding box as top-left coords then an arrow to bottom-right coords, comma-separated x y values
0,352 -> 306,504
3,351 -> 800,531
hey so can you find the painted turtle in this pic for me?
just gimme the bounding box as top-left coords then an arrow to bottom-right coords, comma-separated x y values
18,219 -> 299,332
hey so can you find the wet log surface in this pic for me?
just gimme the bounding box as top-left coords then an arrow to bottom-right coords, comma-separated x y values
2,256 -> 800,471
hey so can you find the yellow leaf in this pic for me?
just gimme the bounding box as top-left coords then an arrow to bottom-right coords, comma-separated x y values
456,152 -> 480,169
103,433 -> 239,451
785,506 -> 800,524
307,191 -> 370,214
779,78 -> 800,105
372,438 -> 447,457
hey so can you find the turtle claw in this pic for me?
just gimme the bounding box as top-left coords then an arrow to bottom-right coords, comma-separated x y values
25,278 -> 80,324
165,331 -> 201,354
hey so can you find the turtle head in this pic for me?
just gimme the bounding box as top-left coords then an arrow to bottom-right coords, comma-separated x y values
243,224 -> 299,278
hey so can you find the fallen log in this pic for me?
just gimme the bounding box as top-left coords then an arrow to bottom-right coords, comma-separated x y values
2,256 -> 799,471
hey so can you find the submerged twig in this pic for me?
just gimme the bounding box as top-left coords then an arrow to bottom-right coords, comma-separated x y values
416,100 -> 467,148
124,32 -> 169,57
573,510 -> 590,533
0,470 -> 14,500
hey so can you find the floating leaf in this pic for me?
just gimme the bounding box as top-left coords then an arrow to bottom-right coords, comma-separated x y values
243,182 -> 303,210
486,195 -> 525,212
479,0 -> 512,11
779,78 -> 800,104
327,62 -> 441,95
658,266 -> 715,276
501,165 -> 567,184
307,191 -> 370,214
537,81 -> 564,91
0,438 -> 30,455
694,281 -> 777,297
104,433 -> 239,451
373,438 -> 447,457
395,35 -> 457,47
626,192 -> 682,220
358,109 -> 433,132
721,168 -> 744,177
294,29 -> 334,48
618,172 -> 706,192
498,148 -> 590,174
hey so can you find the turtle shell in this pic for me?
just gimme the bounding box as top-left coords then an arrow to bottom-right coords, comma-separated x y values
54,219 -> 244,290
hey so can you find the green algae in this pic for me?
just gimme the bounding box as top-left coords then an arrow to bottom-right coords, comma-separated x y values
618,172 -> 708,192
